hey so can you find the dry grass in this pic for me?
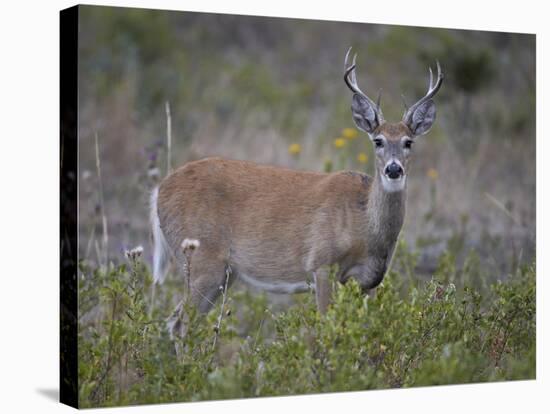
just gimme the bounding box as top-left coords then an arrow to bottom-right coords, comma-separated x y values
76,6 -> 535,280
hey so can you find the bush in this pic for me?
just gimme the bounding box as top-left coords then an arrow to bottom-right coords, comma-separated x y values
77,248 -> 535,407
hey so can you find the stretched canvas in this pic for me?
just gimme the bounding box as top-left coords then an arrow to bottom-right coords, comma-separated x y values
60,4 -> 536,408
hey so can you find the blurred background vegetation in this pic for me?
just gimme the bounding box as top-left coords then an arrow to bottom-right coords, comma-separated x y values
78,6 -> 535,278
76,6 -> 536,406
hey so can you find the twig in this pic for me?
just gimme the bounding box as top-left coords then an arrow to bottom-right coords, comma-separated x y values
94,132 -> 109,267
84,224 -> 96,263
165,101 -> 172,175
168,239 -> 201,360
94,239 -> 102,268
484,192 -> 521,226
212,266 -> 231,353
181,239 -> 200,302
149,283 -> 156,319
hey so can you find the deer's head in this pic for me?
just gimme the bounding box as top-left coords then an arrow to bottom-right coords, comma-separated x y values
344,47 -> 443,193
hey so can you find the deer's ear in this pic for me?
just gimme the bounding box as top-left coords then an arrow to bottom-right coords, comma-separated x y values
407,99 -> 436,136
351,94 -> 380,133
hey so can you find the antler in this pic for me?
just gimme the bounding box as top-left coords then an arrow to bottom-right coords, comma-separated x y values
402,61 -> 444,124
344,47 -> 384,121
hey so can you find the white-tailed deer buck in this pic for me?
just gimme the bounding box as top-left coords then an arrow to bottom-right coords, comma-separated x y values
151,47 -> 443,345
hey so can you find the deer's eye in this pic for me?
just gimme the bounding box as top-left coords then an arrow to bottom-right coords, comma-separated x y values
404,140 -> 413,149
374,138 -> 384,149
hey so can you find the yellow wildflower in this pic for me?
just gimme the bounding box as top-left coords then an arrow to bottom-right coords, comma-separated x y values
288,143 -> 301,155
342,127 -> 358,140
427,168 -> 439,181
334,138 -> 346,149
357,152 -> 368,164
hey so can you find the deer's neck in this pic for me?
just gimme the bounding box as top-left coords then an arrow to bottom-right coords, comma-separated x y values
366,172 -> 406,243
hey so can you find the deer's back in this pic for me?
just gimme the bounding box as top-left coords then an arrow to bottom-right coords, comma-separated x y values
157,157 -> 372,279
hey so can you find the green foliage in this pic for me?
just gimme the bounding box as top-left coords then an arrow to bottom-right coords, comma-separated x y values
78,249 -> 535,407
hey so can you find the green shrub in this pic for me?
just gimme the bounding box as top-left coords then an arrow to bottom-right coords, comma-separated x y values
77,247 -> 535,407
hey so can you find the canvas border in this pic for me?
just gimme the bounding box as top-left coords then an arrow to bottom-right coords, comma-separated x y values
60,4 -> 79,408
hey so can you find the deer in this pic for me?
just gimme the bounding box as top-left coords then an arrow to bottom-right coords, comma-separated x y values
150,47 -> 443,348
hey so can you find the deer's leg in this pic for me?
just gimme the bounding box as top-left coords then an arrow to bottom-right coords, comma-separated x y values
313,266 -> 332,314
167,255 -> 231,358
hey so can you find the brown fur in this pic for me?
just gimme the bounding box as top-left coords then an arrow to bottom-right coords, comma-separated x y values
374,122 -> 412,141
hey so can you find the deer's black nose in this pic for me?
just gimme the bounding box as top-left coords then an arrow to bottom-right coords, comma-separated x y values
385,163 -> 403,179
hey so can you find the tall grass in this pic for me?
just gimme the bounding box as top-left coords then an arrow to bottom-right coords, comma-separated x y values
93,132 -> 108,268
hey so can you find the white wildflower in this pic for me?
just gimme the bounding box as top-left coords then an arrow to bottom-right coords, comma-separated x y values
147,167 -> 160,179
125,245 -> 144,261
181,238 -> 200,253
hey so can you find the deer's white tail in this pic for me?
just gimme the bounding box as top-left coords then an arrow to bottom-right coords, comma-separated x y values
150,187 -> 171,284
